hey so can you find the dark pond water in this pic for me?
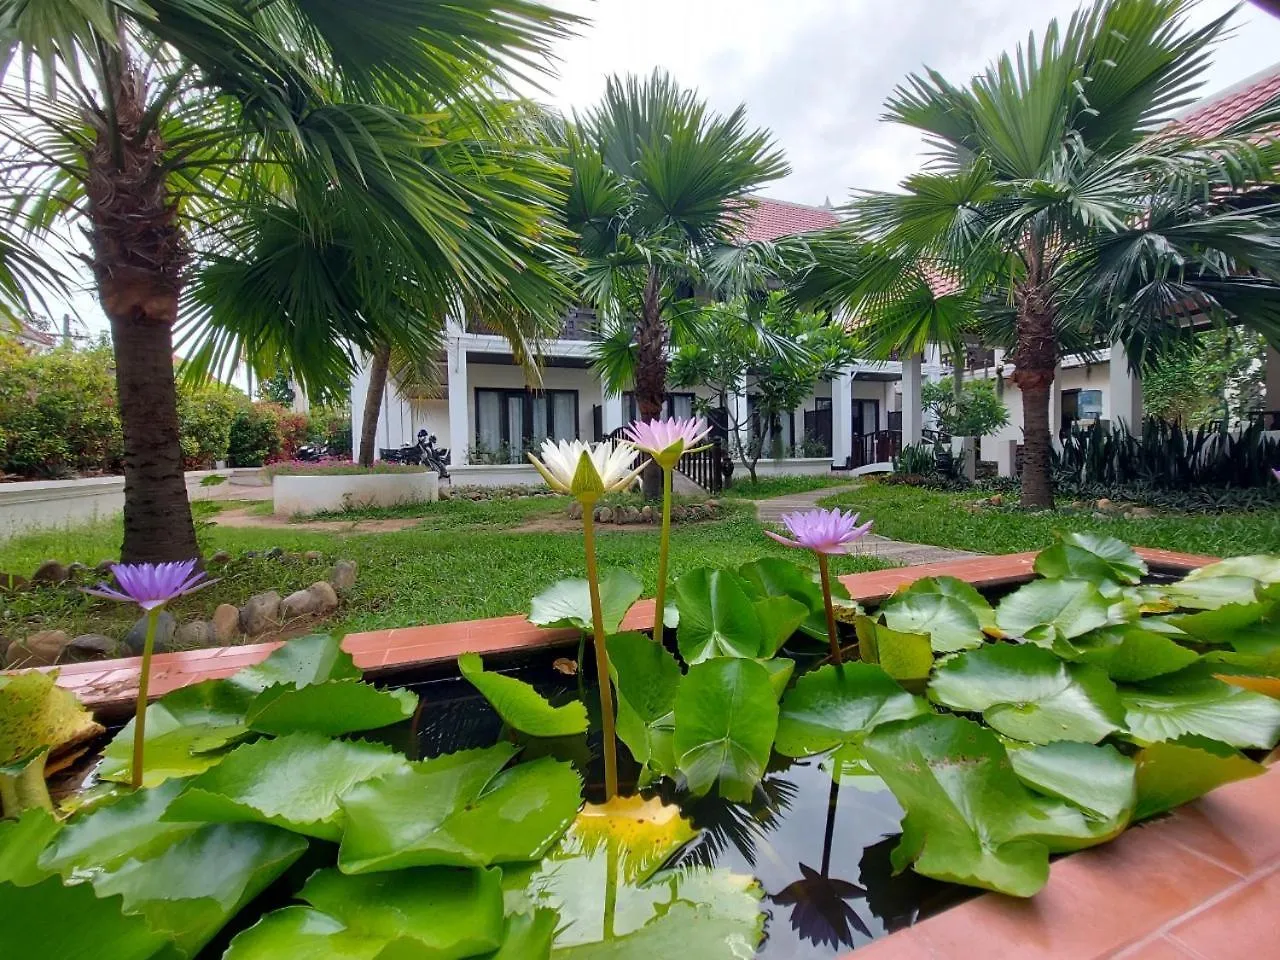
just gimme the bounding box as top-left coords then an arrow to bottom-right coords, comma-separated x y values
393,651 -> 971,959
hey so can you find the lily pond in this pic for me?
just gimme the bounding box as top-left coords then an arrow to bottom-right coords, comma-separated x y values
4,534 -> 1280,959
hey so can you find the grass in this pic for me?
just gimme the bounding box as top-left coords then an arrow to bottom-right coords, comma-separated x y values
297,494 -> 567,527
0,498 -> 889,643
821,483 -> 1280,558
719,473 -> 851,500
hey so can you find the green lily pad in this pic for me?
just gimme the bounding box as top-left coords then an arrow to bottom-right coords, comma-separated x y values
673,657 -> 777,801
1007,741 -> 1136,822
231,633 -> 363,694
91,823 -> 308,957
862,713 -> 1051,897
761,657 -> 796,700
39,779 -> 198,876
896,575 -> 998,632
995,579 -> 1111,646
752,596 -> 810,656
607,633 -> 680,780
1133,737 -> 1266,820
246,680 -> 418,737
1072,624 -> 1200,682
928,644 -> 1127,744
674,567 -> 768,662
1183,555 -> 1280,585
223,906 -> 387,960
165,732 -> 407,841
854,617 -> 935,682
530,571 -> 643,635
0,809 -> 60,886
338,743 -> 581,873
738,556 -> 852,641
1168,600 -> 1278,644
0,671 -> 102,767
1163,576 -> 1261,611
775,662 -> 930,758
1034,533 -> 1147,585
0,876 -> 167,960
880,592 -> 985,653
1120,670 -> 1280,749
459,653 -> 587,738
493,909 -> 559,960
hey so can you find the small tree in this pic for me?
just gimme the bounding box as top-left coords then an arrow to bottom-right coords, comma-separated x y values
921,379 -> 1011,439
670,295 -> 858,483
257,373 -> 296,407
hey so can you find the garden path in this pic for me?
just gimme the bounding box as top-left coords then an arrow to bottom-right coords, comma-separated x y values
754,483 -> 982,567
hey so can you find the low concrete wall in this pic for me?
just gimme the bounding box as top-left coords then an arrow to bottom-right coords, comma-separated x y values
748,458 -> 836,477
448,464 -> 544,488
273,472 -> 438,515
0,477 -> 125,539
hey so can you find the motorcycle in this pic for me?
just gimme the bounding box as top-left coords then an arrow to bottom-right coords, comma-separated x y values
295,442 -> 331,462
381,429 -> 451,480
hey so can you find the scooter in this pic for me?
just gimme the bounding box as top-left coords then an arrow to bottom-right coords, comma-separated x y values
381,430 -> 451,479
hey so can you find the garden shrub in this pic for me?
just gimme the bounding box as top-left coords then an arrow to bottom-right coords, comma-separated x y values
227,403 -> 284,466
176,381 -> 244,468
275,411 -> 311,460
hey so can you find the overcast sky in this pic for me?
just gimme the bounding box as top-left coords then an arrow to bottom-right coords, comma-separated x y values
52,0 -> 1280,342
533,0 -> 1280,204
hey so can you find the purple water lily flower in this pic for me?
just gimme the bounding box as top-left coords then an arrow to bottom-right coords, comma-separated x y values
84,559 -> 213,611
766,508 -> 874,555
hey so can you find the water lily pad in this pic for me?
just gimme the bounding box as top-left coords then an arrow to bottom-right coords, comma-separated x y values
246,680 -> 418,737
739,556 -> 852,641
1133,737 -> 1266,820
0,876 -> 167,960
1006,741 -> 1136,822
862,713 -> 1051,897
854,617 -> 935,682
1168,600 -> 1278,644
674,567 -> 770,662
995,579 -> 1111,645
0,809 -> 59,886
223,906 -> 388,959
165,732 -> 407,840
338,743 -> 581,873
1071,624 -> 1200,682
0,671 -> 102,767
607,633 -> 680,779
673,657 -> 778,801
880,592 -> 985,653
1163,576 -> 1261,611
231,633 -> 363,694
1120,670 -> 1280,749
752,596 -> 810,656
493,909 -> 559,960
91,822 -> 308,956
459,653 -> 587,737
895,575 -> 998,632
776,663 -> 930,758
1184,555 -> 1280,585
1034,533 -> 1147,585
530,571 -> 643,635
928,644 -> 1127,744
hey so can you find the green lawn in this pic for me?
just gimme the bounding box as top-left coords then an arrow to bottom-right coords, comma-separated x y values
0,502 -> 889,644
821,483 -> 1280,559
719,473 -> 851,499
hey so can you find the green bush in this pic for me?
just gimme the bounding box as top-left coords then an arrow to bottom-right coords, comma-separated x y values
0,342 -> 123,477
176,381 -> 245,468
227,403 -> 284,466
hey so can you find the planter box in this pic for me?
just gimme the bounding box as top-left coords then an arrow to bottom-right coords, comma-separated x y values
0,476 -> 125,540
272,471 -> 438,515
447,463 -> 545,487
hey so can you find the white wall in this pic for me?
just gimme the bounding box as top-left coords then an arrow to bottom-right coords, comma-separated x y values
0,477 -> 124,540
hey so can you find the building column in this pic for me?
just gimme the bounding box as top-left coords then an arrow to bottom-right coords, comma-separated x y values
994,439 -> 1018,478
902,353 -> 923,446
1109,340 -> 1143,433
1049,364 -> 1064,448
831,366 -> 853,468
1265,346 -> 1279,413
601,390 -> 624,437
728,378 -> 750,459
289,379 -> 309,415
446,317 -> 469,466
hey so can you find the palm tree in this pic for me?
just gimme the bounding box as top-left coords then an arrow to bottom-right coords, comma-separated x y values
566,71 -> 789,495
793,0 -> 1280,508
0,0 -> 578,561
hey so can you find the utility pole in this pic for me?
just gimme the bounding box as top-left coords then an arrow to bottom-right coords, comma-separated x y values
62,314 -> 72,348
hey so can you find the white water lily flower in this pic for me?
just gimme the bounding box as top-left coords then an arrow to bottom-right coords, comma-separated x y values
528,439 -> 643,500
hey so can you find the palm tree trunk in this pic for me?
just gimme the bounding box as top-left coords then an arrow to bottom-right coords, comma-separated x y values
88,39 -> 198,563
633,268 -> 666,499
358,342 -> 392,467
1011,307 -> 1057,510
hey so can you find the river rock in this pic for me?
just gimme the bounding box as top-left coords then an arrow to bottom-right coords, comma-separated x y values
31,560 -> 69,585
623,506 -> 641,524
1129,506 -> 1156,519
303,550 -> 325,563
64,634 -> 117,662
239,591 -> 282,636
124,611 -> 176,655
65,562 -> 88,582
0,572 -> 27,592
94,559 -> 116,576
640,505 -> 653,522
6,630 -> 69,667
177,620 -> 217,648
330,560 -> 358,593
212,603 -> 241,642
595,507 -> 614,523
568,502 -> 583,520
308,581 -> 339,615
210,550 -> 232,565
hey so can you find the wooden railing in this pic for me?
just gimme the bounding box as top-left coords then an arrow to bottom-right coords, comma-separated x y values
848,429 -> 902,469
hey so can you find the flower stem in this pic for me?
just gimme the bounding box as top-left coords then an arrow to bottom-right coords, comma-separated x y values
131,607 -> 160,789
654,465 -> 674,638
816,553 -> 842,665
582,507 -> 619,799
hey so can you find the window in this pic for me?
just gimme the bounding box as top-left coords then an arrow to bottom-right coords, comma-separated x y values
622,392 -> 696,425
474,388 -> 578,462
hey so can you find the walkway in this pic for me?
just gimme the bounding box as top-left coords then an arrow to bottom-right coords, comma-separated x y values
753,483 -> 981,567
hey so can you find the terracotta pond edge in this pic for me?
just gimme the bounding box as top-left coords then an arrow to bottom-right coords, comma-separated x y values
18,544 -> 1279,959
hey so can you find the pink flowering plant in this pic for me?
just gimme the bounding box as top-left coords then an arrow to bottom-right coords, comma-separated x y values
624,416 -> 713,628
84,559 -> 213,786
766,508 -> 873,663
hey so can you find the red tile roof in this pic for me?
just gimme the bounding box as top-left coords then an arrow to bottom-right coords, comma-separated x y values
737,195 -> 840,243
1176,65 -> 1280,137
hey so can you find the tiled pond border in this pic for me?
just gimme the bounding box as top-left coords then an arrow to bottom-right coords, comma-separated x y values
21,545 -> 1278,959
